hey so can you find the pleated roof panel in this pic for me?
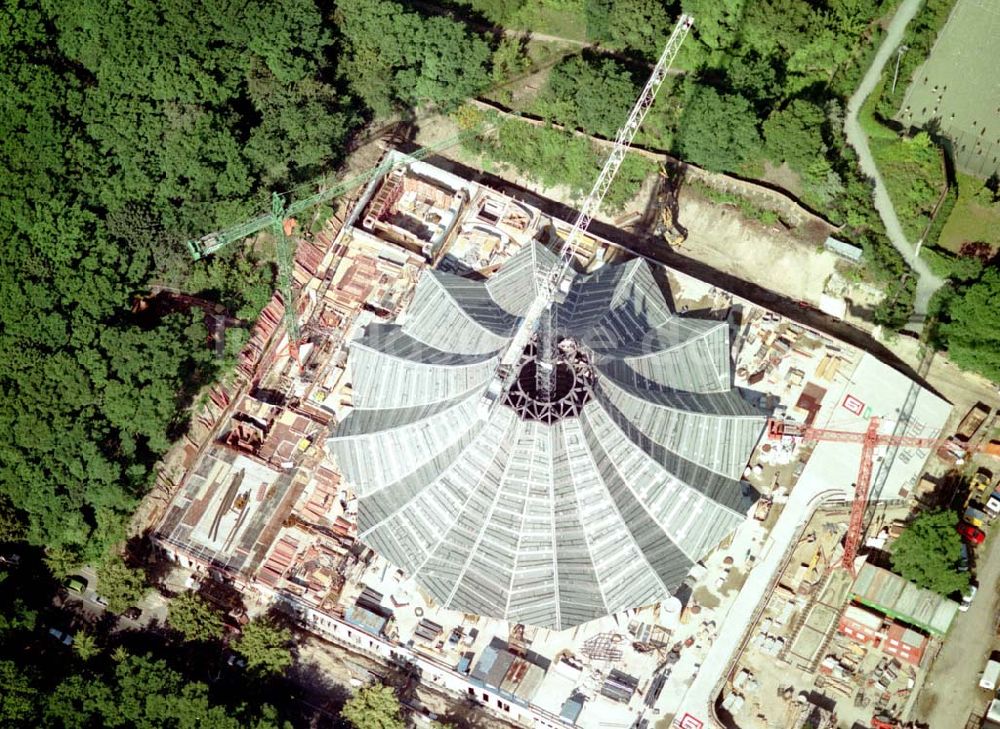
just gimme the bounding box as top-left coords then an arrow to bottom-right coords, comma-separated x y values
327,242 -> 767,629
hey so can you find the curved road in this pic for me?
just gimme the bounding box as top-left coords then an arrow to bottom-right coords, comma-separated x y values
844,0 -> 945,324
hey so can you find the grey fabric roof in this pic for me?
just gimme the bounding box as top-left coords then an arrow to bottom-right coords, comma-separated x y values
327,243 -> 767,630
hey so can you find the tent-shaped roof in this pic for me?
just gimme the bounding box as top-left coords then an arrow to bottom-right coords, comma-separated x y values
327,243 -> 767,629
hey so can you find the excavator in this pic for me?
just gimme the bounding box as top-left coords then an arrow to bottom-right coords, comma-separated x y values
653,163 -> 686,248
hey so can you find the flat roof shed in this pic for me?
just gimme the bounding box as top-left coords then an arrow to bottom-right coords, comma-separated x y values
824,236 -> 863,262
471,642 -> 515,690
343,604 -> 387,636
560,694 -> 585,725
850,563 -> 958,637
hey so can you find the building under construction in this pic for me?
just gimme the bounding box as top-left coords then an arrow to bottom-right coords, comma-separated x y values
152,150 -> 952,729
327,240 -> 768,630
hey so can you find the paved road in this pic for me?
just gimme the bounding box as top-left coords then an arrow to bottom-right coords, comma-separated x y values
844,0 -> 945,323
912,526 -> 1000,726
58,564 -> 168,629
663,484 -> 851,726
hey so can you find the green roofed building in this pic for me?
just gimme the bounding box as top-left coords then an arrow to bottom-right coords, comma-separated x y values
850,563 -> 958,637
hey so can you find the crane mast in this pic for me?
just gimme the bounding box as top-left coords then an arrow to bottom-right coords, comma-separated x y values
491,14 -> 694,406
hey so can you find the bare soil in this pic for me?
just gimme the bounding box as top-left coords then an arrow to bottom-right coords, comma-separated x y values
760,161 -> 805,199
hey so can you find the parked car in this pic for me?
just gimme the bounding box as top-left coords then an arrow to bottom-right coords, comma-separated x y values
959,543 -> 971,572
957,522 -> 986,545
122,606 -> 142,621
961,583 -> 978,612
986,490 -> 1000,520
64,575 -> 87,593
47,627 -> 74,645
965,506 -> 988,528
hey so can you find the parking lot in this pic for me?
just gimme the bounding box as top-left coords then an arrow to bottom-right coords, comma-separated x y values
55,564 -> 169,634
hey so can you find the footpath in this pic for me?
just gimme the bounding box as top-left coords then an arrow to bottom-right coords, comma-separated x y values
843,0 -> 945,325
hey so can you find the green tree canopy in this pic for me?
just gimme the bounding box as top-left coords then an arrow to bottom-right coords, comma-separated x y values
939,268 -> 1000,382
0,0 -> 356,567
73,630 -> 101,661
675,85 -> 762,172
96,555 -> 149,614
763,99 -> 828,173
585,0 -> 672,59
681,0 -> 746,52
890,510 -> 971,596
725,51 -> 784,107
40,654 -> 289,729
233,618 -> 294,676
541,55 -> 641,139
336,0 -> 492,116
167,592 -> 226,643
0,661 -> 37,725
342,684 -> 406,729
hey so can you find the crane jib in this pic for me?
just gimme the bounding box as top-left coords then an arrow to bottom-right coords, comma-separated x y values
479,14 -> 694,419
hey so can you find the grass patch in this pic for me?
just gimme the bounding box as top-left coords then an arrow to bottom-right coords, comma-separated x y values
938,172 -> 1000,252
456,106 -> 656,212
919,246 -> 983,282
869,130 -> 947,240
685,180 -> 785,227
516,1 -> 588,41
460,0 -> 588,41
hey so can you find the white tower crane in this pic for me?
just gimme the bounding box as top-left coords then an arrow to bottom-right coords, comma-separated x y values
481,14 -> 694,415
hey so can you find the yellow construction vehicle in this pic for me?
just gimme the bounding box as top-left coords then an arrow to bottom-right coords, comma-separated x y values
654,164 -> 686,248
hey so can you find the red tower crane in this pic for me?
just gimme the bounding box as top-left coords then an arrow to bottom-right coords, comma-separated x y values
765,417 -> 945,573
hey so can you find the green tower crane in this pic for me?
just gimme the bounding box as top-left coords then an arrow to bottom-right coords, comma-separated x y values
185,129 -> 478,353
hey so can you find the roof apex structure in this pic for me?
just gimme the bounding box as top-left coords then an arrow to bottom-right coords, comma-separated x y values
327,243 -> 767,629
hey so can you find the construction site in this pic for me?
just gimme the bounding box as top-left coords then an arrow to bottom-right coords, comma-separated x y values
142,15 -> 1000,729
147,136 -> 1000,726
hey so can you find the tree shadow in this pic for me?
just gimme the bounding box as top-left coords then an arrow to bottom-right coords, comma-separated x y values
125,529 -> 176,595
382,655 -> 423,704
283,659 -> 353,728
438,694 -> 493,729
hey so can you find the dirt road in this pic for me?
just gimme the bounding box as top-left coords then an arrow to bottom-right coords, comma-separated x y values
674,194 -> 837,304
844,0 -> 945,322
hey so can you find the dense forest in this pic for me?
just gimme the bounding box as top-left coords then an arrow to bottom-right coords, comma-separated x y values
1,0 -> 357,572
2,652 -> 292,728
0,547 -> 297,726
0,0 -> 508,572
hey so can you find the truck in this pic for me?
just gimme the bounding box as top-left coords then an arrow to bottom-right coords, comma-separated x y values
986,698 -> 1000,729
956,403 -> 991,442
987,489 -> 1000,520
973,469 -> 994,496
981,659 -> 1000,690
